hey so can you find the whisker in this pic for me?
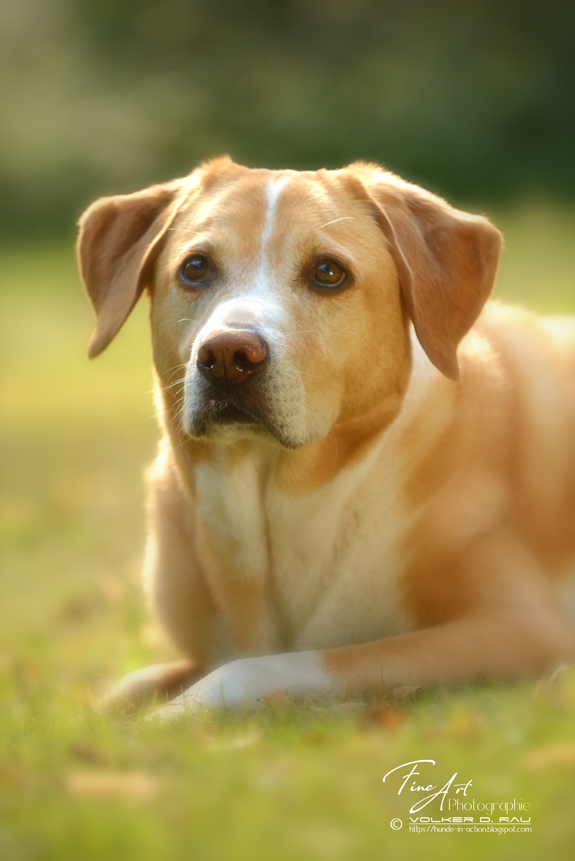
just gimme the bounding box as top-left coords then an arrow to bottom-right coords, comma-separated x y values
298,370 -> 331,383
161,363 -> 189,388
165,362 -> 187,376
282,330 -> 321,339
317,216 -> 355,231
163,375 -> 188,391
281,366 -> 332,385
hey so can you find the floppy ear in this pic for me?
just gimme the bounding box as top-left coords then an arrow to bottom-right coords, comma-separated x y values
77,180 -> 187,358
349,170 -> 502,380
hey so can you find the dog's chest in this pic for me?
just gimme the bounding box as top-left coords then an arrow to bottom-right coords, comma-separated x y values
194,443 -> 414,653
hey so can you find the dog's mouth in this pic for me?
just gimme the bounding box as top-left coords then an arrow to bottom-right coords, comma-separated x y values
186,389 -> 299,449
205,399 -> 259,426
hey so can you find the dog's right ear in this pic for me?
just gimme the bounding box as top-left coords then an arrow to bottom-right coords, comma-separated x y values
77,180 -> 187,358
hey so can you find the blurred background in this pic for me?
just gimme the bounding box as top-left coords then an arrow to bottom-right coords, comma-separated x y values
1,2 -> 575,858
1,0 -> 575,235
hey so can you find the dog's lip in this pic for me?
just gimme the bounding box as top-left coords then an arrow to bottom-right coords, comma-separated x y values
190,390 -> 272,436
204,401 -> 259,425
187,392 -> 299,449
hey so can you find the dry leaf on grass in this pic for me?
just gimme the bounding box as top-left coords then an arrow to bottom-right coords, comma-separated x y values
449,710 -> 482,737
64,770 -> 160,802
523,743 -> 575,772
362,704 -> 406,729
262,690 -> 296,711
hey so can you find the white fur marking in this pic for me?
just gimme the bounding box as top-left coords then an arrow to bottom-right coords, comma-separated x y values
150,651 -> 337,717
253,175 -> 293,295
262,175 -> 292,247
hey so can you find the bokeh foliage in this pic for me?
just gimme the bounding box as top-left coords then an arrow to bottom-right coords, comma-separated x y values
1,0 -> 575,237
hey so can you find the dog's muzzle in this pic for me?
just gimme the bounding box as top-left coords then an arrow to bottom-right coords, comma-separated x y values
185,326 -> 285,440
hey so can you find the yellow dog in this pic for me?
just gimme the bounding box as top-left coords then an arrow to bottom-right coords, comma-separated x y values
78,158 -> 575,716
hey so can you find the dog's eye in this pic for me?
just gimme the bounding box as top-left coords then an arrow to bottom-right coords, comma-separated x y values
312,258 -> 347,289
179,253 -> 211,286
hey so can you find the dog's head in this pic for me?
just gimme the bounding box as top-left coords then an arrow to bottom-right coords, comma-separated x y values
78,158 -> 501,450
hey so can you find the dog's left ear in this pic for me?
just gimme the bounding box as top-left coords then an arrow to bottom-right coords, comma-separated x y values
347,169 -> 502,380
77,179 -> 187,358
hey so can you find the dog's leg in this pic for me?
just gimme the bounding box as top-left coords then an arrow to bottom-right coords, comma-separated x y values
152,531 -> 575,717
151,614 -> 575,718
99,454 -> 214,714
100,660 -> 203,713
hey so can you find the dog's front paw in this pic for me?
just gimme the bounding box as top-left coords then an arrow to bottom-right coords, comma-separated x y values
149,651 -> 338,719
163,660 -> 261,717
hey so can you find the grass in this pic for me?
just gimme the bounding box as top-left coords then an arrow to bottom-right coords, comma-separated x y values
1,202 -> 575,860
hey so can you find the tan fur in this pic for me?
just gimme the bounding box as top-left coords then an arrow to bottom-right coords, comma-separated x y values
78,159 -> 575,710
275,394 -> 406,496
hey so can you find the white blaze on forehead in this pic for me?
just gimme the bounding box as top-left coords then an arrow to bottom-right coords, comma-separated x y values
250,173 -> 294,301
262,174 -> 293,247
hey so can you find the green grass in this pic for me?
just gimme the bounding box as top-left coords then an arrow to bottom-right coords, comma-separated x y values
1,204 -> 575,860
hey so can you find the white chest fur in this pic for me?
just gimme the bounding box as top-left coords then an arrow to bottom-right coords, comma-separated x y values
194,432 -> 415,658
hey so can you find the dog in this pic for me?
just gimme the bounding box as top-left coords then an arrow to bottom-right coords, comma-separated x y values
77,158 -> 575,717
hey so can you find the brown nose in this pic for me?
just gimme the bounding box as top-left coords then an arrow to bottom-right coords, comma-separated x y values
197,329 -> 268,385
